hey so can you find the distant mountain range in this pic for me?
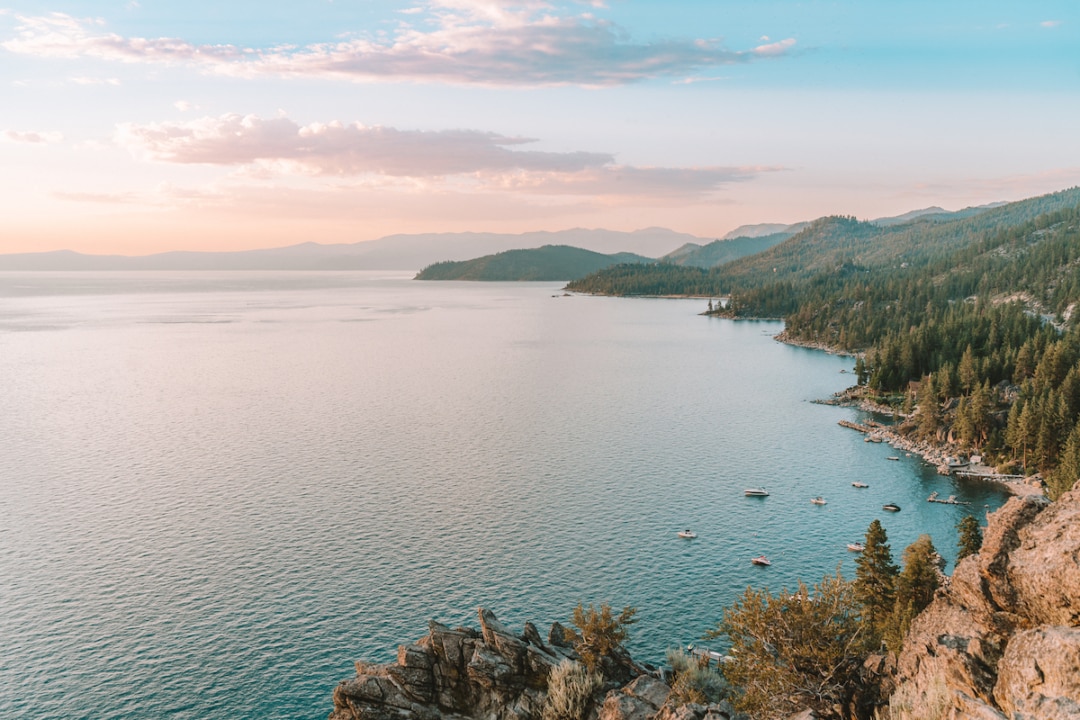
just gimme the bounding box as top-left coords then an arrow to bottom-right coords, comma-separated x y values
0,228 -> 708,272
0,200 -> 1016,275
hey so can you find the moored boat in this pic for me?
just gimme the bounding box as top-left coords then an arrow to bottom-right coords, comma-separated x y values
677,529 -> 697,539
847,542 -> 865,552
810,496 -> 827,505
744,488 -> 770,496
852,481 -> 869,488
751,555 -> 771,566
883,503 -> 901,512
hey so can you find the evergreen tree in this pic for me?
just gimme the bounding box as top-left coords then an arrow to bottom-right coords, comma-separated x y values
855,356 -> 868,386
896,534 -> 942,616
956,516 -> 983,561
914,376 -> 941,440
853,520 -> 898,637
959,344 -> 978,394
1047,421 -> 1080,500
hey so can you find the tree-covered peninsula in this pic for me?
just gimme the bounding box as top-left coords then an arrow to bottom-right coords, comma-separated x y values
415,245 -> 653,281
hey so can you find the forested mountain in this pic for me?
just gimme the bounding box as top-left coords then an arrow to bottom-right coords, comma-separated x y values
570,187 -> 1080,497
414,245 -> 652,281
659,232 -> 792,268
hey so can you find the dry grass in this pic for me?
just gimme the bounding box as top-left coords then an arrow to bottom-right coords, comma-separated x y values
876,675 -> 951,720
542,660 -> 602,720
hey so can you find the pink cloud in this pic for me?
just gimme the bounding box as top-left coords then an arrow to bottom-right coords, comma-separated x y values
3,129 -> 64,144
114,113 -> 774,198
3,8 -> 795,87
115,114 -> 613,176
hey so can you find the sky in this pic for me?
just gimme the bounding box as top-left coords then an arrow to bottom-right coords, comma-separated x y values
1,0 -> 1079,255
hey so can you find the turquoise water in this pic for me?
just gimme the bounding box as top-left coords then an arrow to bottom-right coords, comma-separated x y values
0,272 -> 1009,719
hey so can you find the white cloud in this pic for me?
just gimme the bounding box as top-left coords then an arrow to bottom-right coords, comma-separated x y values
174,100 -> 195,111
753,37 -> 796,57
1040,20 -> 1062,28
70,75 -> 121,85
113,113 -> 773,198
3,129 -> 64,144
2,7 -> 795,87
483,164 -> 770,197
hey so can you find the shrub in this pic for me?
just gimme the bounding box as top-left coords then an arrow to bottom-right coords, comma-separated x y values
664,649 -> 728,707
563,603 -> 637,674
707,572 -> 874,719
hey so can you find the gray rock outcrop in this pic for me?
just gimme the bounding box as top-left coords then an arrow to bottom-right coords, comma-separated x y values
331,609 -> 577,720
329,609 -> 745,720
889,487 -> 1080,718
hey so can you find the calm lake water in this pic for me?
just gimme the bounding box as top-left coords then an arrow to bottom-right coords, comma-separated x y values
0,272 -> 1009,720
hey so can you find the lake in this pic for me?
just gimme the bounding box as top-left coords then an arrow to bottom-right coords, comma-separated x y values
0,272 -> 1010,719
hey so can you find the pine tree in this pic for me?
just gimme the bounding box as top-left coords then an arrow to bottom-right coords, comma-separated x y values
914,375 -> 941,440
853,520 -> 898,637
956,516 -> 983,561
1047,421 -> 1080,500
855,356 -> 868,386
896,534 -> 941,616
959,344 -> 978,394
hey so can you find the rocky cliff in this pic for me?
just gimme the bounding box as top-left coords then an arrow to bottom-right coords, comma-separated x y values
329,609 -> 740,720
888,487 -> 1080,719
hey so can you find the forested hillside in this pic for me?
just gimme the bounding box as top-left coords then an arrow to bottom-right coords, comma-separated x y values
414,245 -> 651,281
659,232 -> 792,268
571,187 -> 1080,496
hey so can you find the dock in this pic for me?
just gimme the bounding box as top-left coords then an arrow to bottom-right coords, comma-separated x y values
954,469 -> 1025,481
927,491 -> 971,506
838,419 -> 876,433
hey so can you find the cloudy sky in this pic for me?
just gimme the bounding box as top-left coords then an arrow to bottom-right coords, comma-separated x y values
2,1 -> 1078,255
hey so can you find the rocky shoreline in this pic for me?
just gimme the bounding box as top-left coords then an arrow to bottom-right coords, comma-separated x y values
815,385 -> 1046,498
772,330 -> 858,356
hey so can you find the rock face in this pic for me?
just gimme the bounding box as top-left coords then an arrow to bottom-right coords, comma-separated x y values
329,609 -> 744,720
331,609 -> 576,720
890,487 -> 1080,718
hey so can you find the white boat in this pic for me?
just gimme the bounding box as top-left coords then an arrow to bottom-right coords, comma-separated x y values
883,503 -> 901,512
677,530 -> 697,539
810,496 -> 827,505
744,488 -> 770,496
751,555 -> 771,566
886,456 -> 900,461
847,542 -> 865,552
852,481 -> 869,488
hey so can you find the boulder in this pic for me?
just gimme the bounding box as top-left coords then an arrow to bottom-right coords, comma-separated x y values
887,488 -> 1080,719
994,626 -> 1080,719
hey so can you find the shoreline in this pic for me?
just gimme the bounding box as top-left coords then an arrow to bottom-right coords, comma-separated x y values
775,335 -> 1046,499
772,329 -> 858,356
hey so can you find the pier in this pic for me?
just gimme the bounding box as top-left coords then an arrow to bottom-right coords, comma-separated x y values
927,491 -> 971,506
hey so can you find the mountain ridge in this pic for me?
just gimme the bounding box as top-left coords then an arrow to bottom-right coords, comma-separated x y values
0,228 -> 708,272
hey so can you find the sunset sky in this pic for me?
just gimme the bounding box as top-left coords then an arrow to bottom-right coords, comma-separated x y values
2,1 -> 1078,255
